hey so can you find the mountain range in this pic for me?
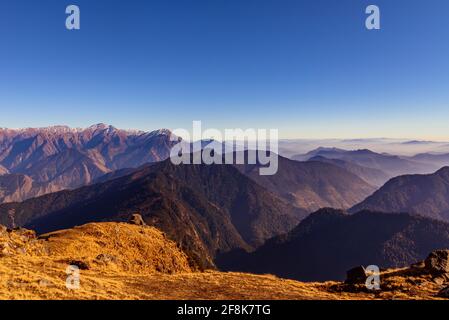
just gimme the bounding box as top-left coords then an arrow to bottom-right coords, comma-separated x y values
293,147 -> 441,183
0,124 -> 177,203
409,153 -> 449,169
307,155 -> 390,187
278,138 -> 449,159
2,124 -> 449,284
0,158 -> 308,268
0,151 -> 379,268
236,155 -> 375,211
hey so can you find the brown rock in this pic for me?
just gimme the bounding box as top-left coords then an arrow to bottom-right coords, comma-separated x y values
95,253 -> 117,265
66,260 -> 90,270
345,266 -> 367,284
425,250 -> 449,275
438,286 -> 449,299
129,213 -> 146,226
0,242 -> 12,257
433,276 -> 445,286
11,227 -> 36,240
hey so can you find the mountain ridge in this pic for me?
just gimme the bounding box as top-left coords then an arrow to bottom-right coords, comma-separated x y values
217,208 -> 449,281
307,155 -> 390,187
350,167 -> 449,222
0,159 -> 307,269
236,155 -> 376,212
292,147 -> 439,179
0,124 -> 178,203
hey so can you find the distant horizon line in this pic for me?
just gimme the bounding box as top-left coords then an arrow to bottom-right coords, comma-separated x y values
1,123 -> 449,143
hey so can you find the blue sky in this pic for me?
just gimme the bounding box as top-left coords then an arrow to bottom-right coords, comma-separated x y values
0,0 -> 448,139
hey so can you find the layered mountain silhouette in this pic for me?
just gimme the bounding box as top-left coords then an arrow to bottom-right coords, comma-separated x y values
236,154 -> 375,211
217,208 -> 449,281
0,149 -> 381,268
2,124 -> 449,284
0,159 -> 308,268
409,152 -> 449,169
351,167 -> 449,222
307,155 -> 390,187
293,147 -> 438,179
0,124 -> 177,203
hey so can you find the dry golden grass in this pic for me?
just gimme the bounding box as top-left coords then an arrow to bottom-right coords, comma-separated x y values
39,222 -> 192,274
0,223 -> 446,300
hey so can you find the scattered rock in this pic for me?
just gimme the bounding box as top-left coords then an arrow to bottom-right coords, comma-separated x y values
433,276 -> 445,286
425,250 -> 449,275
0,242 -> 12,257
10,227 -> 37,241
66,260 -> 90,270
129,213 -> 146,226
438,286 -> 449,299
345,266 -> 367,284
95,253 -> 117,265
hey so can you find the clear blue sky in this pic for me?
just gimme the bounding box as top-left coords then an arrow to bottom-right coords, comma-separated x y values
0,0 -> 448,139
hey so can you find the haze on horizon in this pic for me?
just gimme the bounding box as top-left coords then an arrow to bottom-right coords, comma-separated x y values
0,0 -> 448,140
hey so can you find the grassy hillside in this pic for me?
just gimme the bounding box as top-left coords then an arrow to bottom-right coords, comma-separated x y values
0,221 -> 447,300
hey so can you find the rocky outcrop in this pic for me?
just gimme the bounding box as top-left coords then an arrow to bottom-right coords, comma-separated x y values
438,286 -> 449,298
345,266 -> 368,284
0,225 -> 39,257
128,213 -> 146,226
332,249 -> 449,298
425,250 -> 449,275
